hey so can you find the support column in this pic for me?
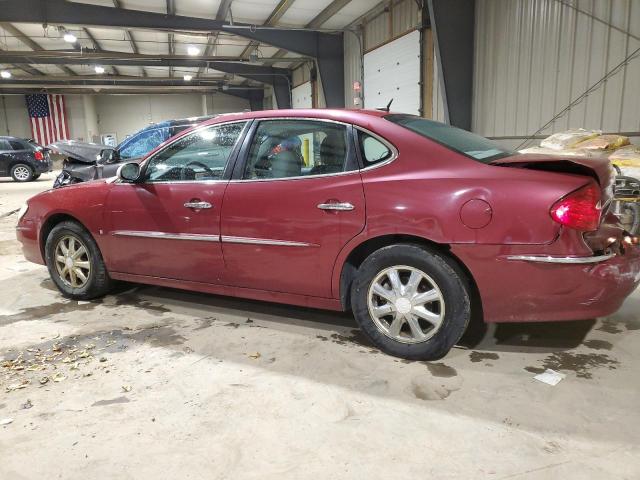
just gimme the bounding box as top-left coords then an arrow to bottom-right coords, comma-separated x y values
82,94 -> 98,143
201,94 -> 208,115
427,0 -> 475,130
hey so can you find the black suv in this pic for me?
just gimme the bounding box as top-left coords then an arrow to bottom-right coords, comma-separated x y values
0,136 -> 52,182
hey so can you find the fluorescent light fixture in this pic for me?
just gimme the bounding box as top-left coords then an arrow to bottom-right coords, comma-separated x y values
0,70 -> 11,79
94,65 -> 105,74
187,46 -> 200,56
183,74 -> 193,81
63,32 -> 77,43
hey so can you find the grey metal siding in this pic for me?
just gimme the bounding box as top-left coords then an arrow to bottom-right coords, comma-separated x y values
474,0 -> 640,143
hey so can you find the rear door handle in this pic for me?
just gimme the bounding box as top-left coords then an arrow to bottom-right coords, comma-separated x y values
317,202 -> 355,211
184,201 -> 212,209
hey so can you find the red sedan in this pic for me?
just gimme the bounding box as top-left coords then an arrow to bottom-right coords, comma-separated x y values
16,109 -> 640,360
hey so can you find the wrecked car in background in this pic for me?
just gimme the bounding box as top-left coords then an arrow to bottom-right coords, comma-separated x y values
50,115 -> 214,188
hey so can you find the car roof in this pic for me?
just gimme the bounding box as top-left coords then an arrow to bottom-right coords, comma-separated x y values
0,136 -> 24,141
198,109 -> 389,128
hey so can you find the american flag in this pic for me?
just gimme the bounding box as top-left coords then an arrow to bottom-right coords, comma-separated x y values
25,94 -> 69,146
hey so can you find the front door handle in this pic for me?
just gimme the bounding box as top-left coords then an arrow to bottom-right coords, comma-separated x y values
184,201 -> 212,209
317,202 -> 355,211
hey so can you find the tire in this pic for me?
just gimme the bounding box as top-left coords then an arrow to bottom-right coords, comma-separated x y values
44,221 -> 113,300
10,163 -> 34,182
351,244 -> 471,360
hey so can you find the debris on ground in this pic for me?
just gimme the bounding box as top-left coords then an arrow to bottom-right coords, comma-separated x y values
5,380 -> 30,392
21,399 -> 33,410
247,352 -> 261,360
52,372 -> 67,383
0,418 -> 13,426
533,369 -> 566,386
121,385 -> 132,393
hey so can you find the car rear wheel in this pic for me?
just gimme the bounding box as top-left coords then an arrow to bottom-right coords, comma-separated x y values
45,221 -> 113,300
10,164 -> 34,182
351,244 -> 471,360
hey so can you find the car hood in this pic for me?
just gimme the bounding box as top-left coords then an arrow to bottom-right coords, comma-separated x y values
48,139 -> 107,163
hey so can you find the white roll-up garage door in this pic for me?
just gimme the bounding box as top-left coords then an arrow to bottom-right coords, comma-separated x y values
292,81 -> 313,109
364,30 -> 420,115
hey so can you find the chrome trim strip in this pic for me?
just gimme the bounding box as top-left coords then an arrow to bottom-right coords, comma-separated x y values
221,235 -> 316,247
506,253 -> 616,264
112,231 -> 220,242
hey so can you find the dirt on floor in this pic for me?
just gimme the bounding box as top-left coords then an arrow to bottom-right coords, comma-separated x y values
1,175 -> 640,479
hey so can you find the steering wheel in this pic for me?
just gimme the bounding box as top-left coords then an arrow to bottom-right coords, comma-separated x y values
184,161 -> 215,180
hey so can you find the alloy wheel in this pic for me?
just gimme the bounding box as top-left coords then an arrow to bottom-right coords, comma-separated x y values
13,165 -> 31,181
367,265 -> 445,344
54,235 -> 91,288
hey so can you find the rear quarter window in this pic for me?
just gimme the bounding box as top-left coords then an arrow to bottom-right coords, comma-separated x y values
385,114 -> 513,163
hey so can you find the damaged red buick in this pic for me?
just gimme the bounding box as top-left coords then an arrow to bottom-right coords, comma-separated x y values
16,109 -> 640,360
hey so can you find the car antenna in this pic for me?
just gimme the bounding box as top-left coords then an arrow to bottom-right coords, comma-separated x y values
377,99 -> 393,112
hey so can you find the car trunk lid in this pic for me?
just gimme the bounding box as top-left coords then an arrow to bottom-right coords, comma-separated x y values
490,153 -> 615,212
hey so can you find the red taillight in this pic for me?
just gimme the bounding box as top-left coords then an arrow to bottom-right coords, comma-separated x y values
550,183 -> 601,231
34,150 -> 44,161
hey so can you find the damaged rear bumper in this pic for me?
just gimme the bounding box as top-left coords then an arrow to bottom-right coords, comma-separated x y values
452,243 -> 640,323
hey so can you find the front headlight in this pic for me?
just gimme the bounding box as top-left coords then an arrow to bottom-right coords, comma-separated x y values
17,203 -> 29,222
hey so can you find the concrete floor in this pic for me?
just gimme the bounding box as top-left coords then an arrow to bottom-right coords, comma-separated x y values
1,173 -> 639,479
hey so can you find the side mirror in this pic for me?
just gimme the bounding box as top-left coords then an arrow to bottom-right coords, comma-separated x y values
117,162 -> 141,183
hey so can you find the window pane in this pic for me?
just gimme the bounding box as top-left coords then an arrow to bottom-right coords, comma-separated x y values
243,120 -> 350,180
9,141 -> 25,150
358,132 -> 392,165
0,140 -> 10,150
385,114 -> 513,163
145,122 -> 245,182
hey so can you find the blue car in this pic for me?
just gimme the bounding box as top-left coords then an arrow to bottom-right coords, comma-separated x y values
51,115 -> 214,187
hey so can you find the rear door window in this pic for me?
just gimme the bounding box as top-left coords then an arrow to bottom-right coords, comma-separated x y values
242,119 -> 355,180
9,140 -> 27,151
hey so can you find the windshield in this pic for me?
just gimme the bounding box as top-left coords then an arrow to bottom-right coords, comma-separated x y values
385,114 -> 514,163
117,121 -> 171,160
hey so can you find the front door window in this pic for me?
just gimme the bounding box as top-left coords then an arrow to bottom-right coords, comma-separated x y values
145,122 -> 246,182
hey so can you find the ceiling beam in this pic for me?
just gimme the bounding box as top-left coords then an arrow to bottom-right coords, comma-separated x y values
197,0 -> 234,78
0,22 -> 74,75
82,27 -> 120,76
112,0 -> 146,77
0,50 -> 308,64
0,77 -> 264,87
0,51 -> 43,76
166,0 -> 175,77
308,0 -> 352,29
239,0 -> 296,60
0,86 -> 262,95
0,0 -> 340,58
270,0 -> 352,59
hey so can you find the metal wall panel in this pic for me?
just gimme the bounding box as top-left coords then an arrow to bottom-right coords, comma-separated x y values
474,0 -> 640,144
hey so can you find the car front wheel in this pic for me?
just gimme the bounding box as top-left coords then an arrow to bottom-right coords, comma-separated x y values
351,244 -> 472,360
45,221 -> 113,300
10,164 -> 34,182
